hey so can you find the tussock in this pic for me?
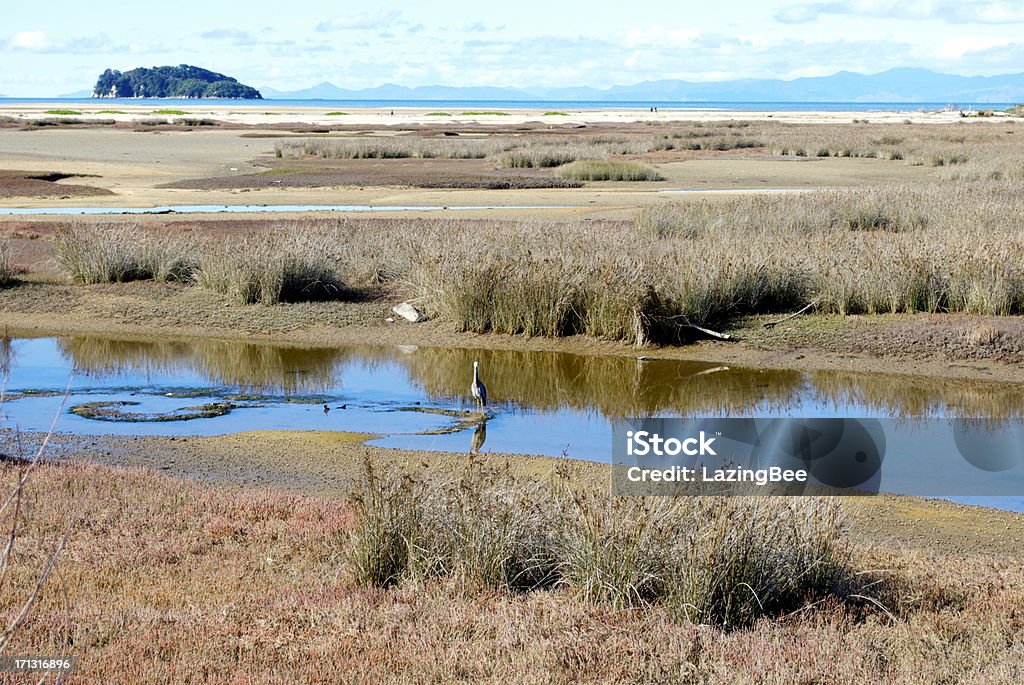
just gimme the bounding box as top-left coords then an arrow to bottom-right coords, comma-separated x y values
350,458 -> 857,627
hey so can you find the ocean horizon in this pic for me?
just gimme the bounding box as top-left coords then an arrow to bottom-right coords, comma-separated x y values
0,97 -> 1015,111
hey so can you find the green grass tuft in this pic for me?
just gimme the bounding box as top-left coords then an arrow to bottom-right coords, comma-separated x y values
556,160 -> 664,181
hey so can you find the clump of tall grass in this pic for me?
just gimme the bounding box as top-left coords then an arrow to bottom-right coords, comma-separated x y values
23,117 -> 117,127
0,241 -> 16,285
497,147 -> 585,168
348,458 -> 859,627
53,224 -> 198,284
276,137 -> 518,160
557,160 -> 663,181
194,231 -> 344,305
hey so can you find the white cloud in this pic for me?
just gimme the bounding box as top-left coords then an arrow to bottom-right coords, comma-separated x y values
315,11 -> 401,32
776,0 -> 1024,24
934,36 -> 1016,59
1,31 -> 168,54
624,26 -> 701,48
10,30 -> 49,50
201,29 -> 254,41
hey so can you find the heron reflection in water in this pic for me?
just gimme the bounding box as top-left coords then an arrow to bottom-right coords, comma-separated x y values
470,422 -> 487,455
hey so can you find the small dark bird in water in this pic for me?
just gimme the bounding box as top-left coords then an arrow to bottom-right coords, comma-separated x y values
471,360 -> 487,408
336,404 -> 347,410
323,404 -> 330,414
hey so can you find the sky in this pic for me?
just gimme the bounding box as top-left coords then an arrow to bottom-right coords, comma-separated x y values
2,0 -> 1024,96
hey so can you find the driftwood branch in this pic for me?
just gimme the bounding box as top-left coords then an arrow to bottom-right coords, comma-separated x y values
666,317 -> 732,340
683,323 -> 732,340
763,300 -> 818,329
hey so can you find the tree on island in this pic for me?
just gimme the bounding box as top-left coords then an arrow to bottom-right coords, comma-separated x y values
93,65 -> 262,99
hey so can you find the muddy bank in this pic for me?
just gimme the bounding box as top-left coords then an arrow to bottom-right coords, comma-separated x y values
0,169 -> 114,199
1,279 -> 1024,384
164,157 -> 583,190
10,429 -> 1023,559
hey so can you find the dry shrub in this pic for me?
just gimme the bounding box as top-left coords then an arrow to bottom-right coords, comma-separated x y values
53,223 -> 197,284
0,241 -> 16,285
195,231 -> 344,305
348,459 -> 858,628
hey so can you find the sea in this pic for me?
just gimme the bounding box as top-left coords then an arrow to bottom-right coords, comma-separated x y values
0,98 -> 1015,111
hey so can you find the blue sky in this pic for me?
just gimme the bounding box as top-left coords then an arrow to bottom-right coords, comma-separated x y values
2,0 -> 1024,95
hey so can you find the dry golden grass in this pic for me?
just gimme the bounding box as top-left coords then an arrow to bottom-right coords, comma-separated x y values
44,121 -> 1024,341
349,458 -> 855,627
3,461 -> 1024,684
0,241 -> 15,285
52,224 -> 198,284
49,177 -> 1024,343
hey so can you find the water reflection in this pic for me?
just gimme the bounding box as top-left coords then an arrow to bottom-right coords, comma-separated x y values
49,335 -> 1024,419
59,337 -> 345,393
470,422 -> 487,455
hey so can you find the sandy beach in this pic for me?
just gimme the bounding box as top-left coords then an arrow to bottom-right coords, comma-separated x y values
1,101 -> 1015,127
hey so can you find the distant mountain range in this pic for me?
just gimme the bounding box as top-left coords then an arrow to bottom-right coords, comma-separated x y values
260,69 -> 1024,103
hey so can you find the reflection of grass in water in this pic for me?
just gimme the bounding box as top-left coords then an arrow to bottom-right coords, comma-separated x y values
60,337 -> 344,394
56,334 -> 1024,420
807,371 -> 1024,418
399,348 -> 805,418
401,346 -> 1024,419
71,401 -> 235,422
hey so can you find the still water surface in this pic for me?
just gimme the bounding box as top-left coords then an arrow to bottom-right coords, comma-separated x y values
4,336 -> 1023,509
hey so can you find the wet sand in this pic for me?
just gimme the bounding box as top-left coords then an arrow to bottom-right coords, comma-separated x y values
0,125 -> 935,216
2,102 -> 1014,127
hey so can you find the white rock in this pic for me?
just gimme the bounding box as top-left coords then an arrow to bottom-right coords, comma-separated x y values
391,302 -> 427,323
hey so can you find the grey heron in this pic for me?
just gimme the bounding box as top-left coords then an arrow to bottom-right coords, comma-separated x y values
471,360 -> 487,408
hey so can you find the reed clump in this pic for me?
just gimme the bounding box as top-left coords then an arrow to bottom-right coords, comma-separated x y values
348,458 -> 858,627
556,159 -> 664,181
275,137 -> 518,160
0,241 -> 16,285
53,224 -> 198,284
194,231 -> 344,305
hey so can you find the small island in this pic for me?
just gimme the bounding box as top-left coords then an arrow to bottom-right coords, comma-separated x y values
92,65 -> 262,99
